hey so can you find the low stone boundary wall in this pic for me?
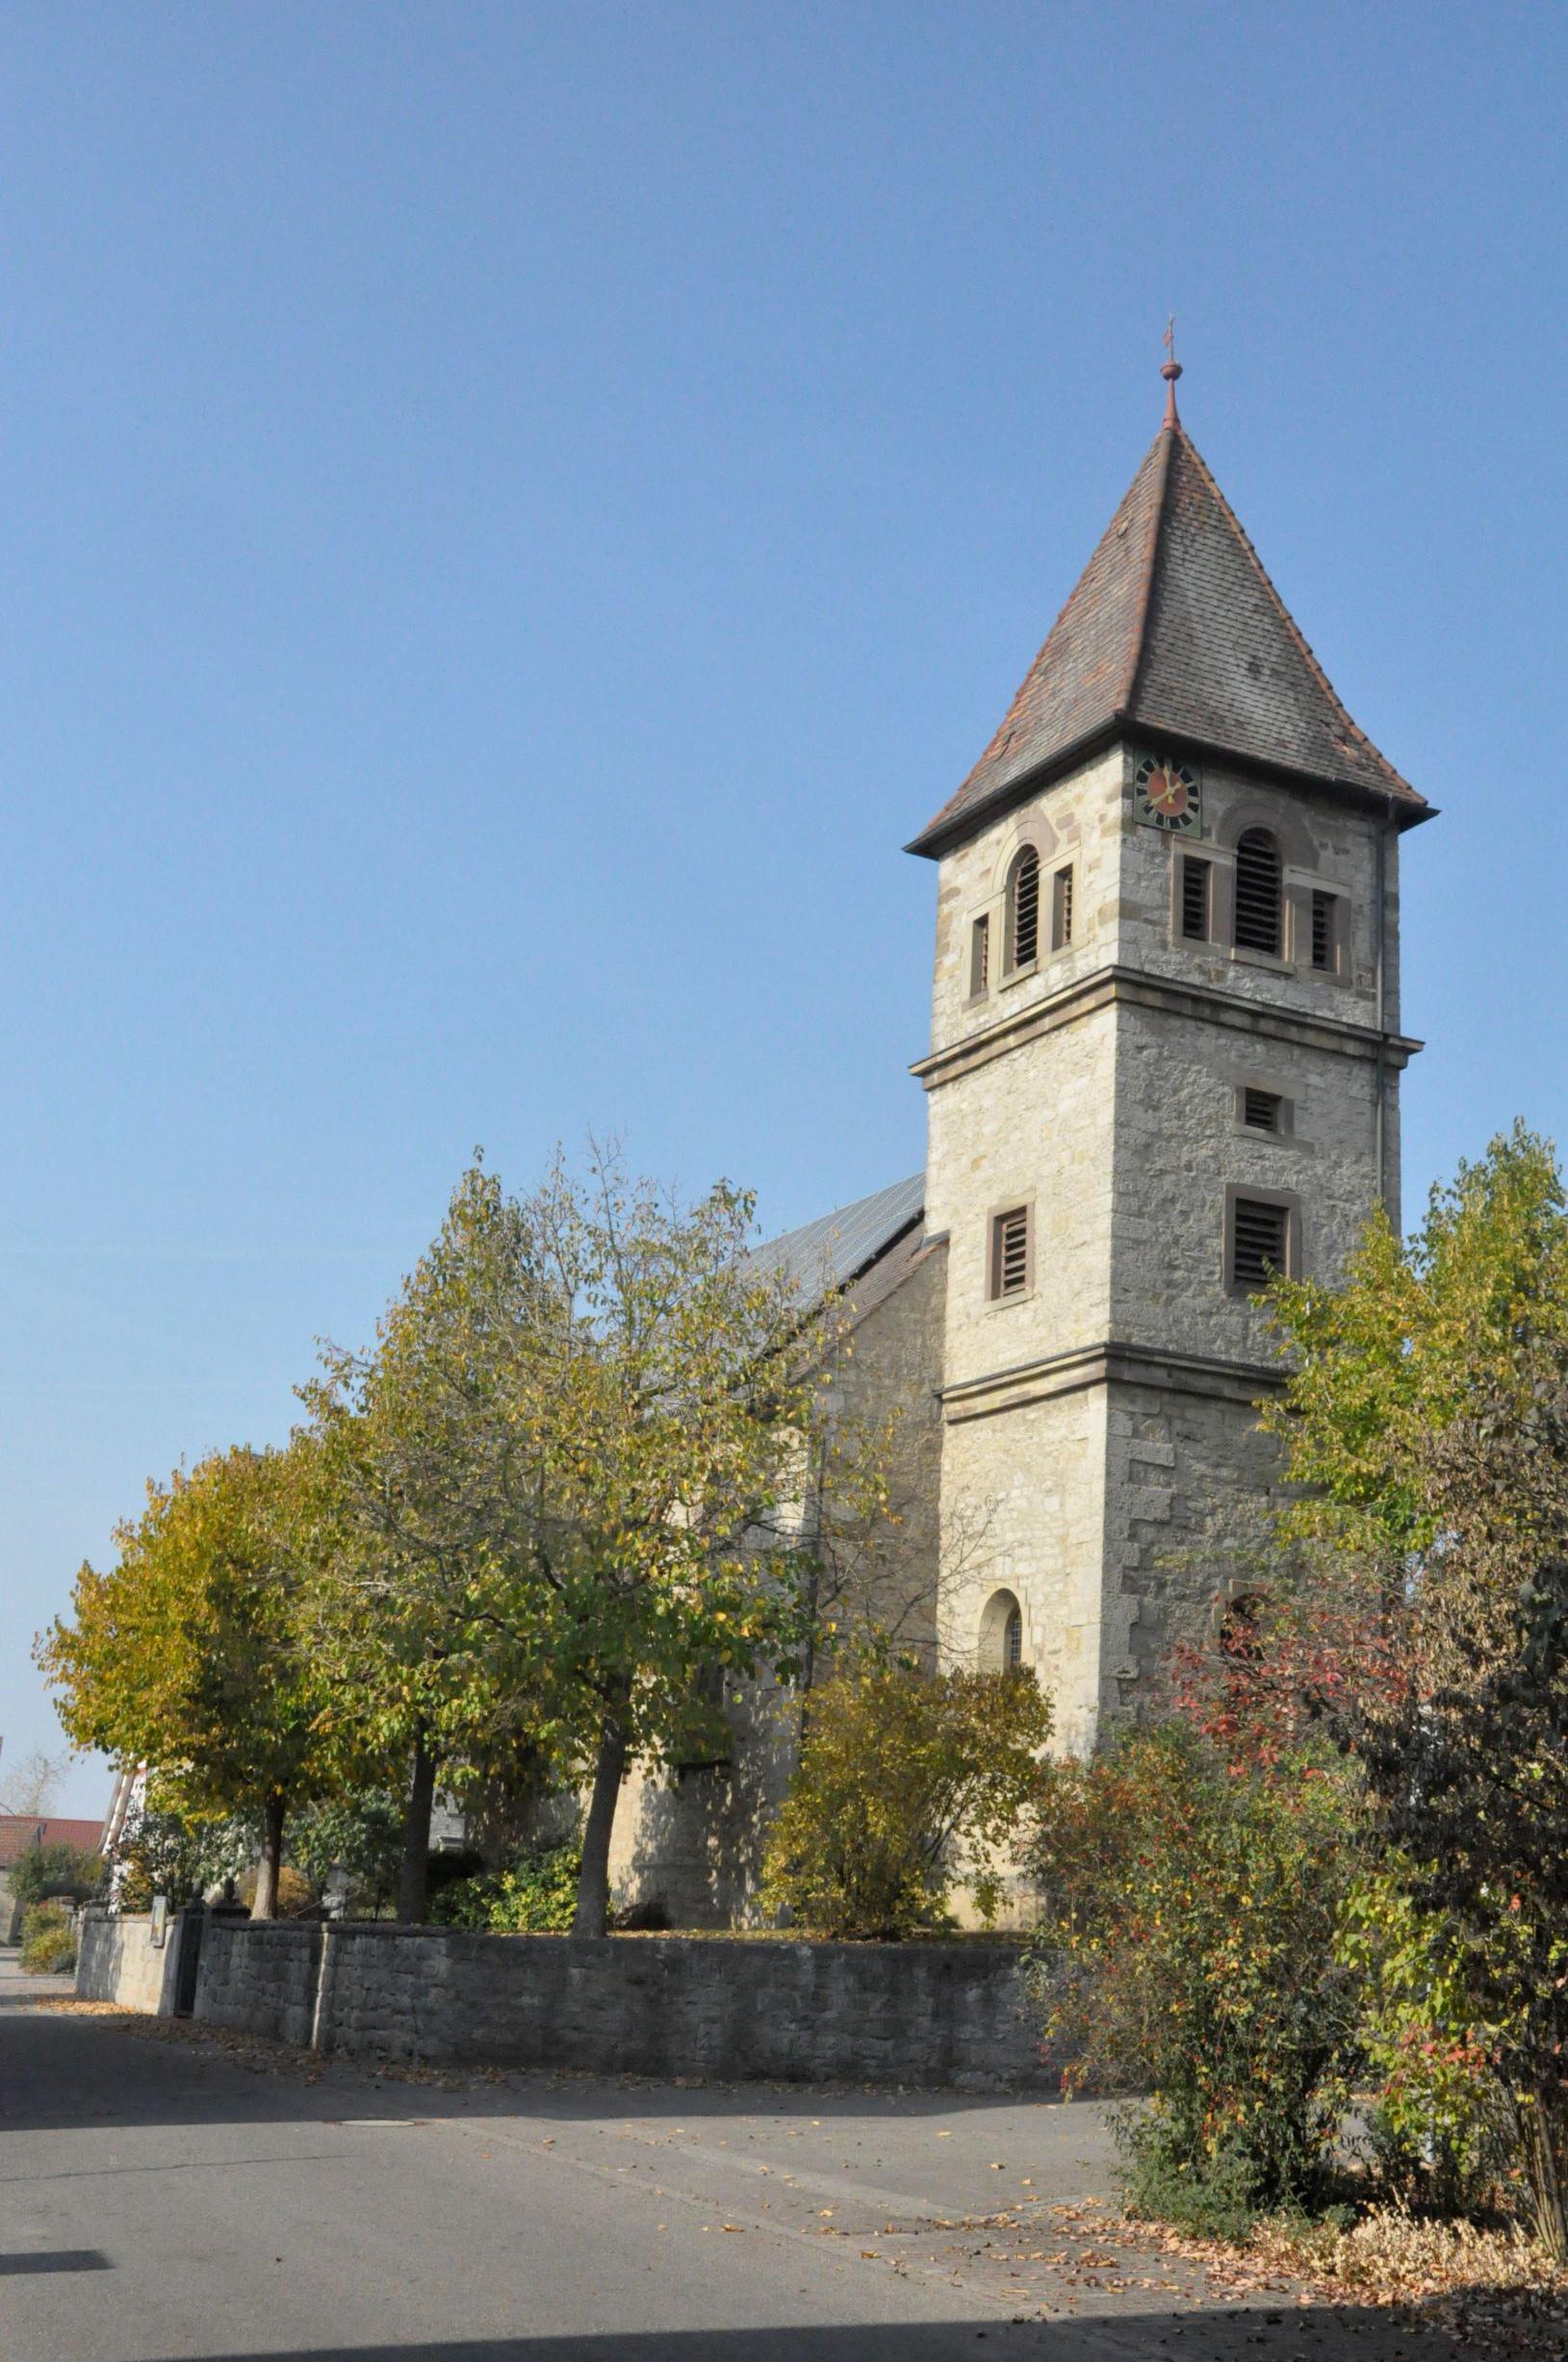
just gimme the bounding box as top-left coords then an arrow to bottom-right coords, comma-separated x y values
197,1922 -> 323,2046
76,1908 -> 185,2015
193,1923 -> 1048,2090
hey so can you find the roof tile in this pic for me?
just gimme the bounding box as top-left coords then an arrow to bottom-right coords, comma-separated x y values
912,419 -> 1423,854
0,1814 -> 106,1866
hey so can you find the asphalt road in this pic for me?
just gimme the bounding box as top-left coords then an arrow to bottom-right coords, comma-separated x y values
0,1948 -> 1466,2360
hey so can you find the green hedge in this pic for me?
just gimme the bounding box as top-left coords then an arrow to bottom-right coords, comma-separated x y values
429,1843 -> 581,1934
19,1902 -> 77,1975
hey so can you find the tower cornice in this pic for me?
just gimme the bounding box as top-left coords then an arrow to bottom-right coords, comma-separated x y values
911,959 -> 1423,1093
905,722 -> 1436,865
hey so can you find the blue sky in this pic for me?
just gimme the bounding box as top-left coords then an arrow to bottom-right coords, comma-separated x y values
3,4 -> 1563,1814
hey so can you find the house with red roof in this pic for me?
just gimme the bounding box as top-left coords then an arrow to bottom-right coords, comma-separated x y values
0,1814 -> 108,1942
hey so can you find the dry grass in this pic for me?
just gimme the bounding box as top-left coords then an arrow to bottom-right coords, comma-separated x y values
1256,2203 -> 1560,2303
1133,2202 -> 1568,2354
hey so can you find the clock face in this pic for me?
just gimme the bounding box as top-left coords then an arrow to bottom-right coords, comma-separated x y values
1134,750 -> 1202,834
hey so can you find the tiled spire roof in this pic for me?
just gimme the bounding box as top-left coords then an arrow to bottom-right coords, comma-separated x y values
909,411 -> 1427,857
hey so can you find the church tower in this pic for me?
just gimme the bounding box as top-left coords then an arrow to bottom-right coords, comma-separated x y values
910,360 -> 1432,1752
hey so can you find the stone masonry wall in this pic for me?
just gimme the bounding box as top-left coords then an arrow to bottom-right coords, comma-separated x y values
75,1907 -> 186,2015
194,1922 -> 322,2046
193,1923 -> 1049,2091
1109,987 -> 1387,1371
1102,1379 -> 1286,1722
938,1384 -> 1109,1759
921,734 -> 1407,1764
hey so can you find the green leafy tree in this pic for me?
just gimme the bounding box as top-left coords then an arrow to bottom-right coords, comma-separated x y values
39,1434 -> 342,1918
305,1165 -> 564,1924
7,1841 -> 105,1911
1258,1125 -> 1568,2253
1260,1121 -> 1568,1565
1348,1387 -> 1568,2256
1336,1861 -> 1516,2216
113,1804 -> 255,1911
312,1149 -> 886,1936
285,1792 -> 404,1916
761,1665 -> 1050,1938
1026,1723 -> 1361,2236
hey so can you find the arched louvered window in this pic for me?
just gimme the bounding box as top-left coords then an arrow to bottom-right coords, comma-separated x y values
1006,846 -> 1041,969
1234,828 -> 1283,957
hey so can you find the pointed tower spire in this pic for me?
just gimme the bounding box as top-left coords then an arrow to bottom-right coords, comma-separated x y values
1161,316 -> 1182,432
907,387 -> 1428,858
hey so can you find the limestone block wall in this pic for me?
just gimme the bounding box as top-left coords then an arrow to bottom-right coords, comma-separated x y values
938,1384 -> 1108,1757
821,1230 -> 947,1664
193,1922 -> 1050,2090
1109,996 -> 1385,1363
1101,1380 -> 1286,1722
75,1908 -> 186,2014
1116,753 -> 1401,1037
193,1922 -> 322,2046
606,1682 -> 799,1933
918,732 -> 1411,1770
928,744 -> 1123,1059
923,1000 -> 1118,1389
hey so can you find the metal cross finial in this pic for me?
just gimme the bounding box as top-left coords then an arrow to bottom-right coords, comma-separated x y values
1160,313 -> 1183,430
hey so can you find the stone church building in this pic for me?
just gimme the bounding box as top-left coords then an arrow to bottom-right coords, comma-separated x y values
607,362 -> 1431,1925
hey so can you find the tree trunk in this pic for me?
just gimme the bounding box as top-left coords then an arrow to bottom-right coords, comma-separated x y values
398,1730 -> 438,1924
1521,2085 -> 1568,2263
251,1793 -> 286,1920
573,1696 -> 630,1938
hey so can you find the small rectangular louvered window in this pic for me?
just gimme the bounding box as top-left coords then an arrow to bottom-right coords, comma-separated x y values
969,914 -> 990,998
1231,1197 -> 1290,1289
1311,891 -> 1336,972
1243,1088 -> 1282,1134
1052,864 -> 1074,950
990,1205 -> 1031,1300
1181,856 -> 1210,941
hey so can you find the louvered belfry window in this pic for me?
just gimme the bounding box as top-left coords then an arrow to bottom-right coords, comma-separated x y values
990,1204 -> 1030,1299
1244,1088 -> 1282,1134
1181,856 -> 1211,941
1311,890 -> 1335,972
1052,863 -> 1074,950
1007,847 -> 1041,968
1232,1197 -> 1289,1288
1234,829 -> 1283,956
969,914 -> 990,997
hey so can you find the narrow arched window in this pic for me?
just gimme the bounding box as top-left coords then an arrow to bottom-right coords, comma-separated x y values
1006,846 -> 1041,970
979,1587 -> 1024,1673
1234,829 -> 1282,957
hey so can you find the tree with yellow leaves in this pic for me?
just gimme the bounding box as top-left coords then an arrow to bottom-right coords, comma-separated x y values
39,1434 -> 341,1918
